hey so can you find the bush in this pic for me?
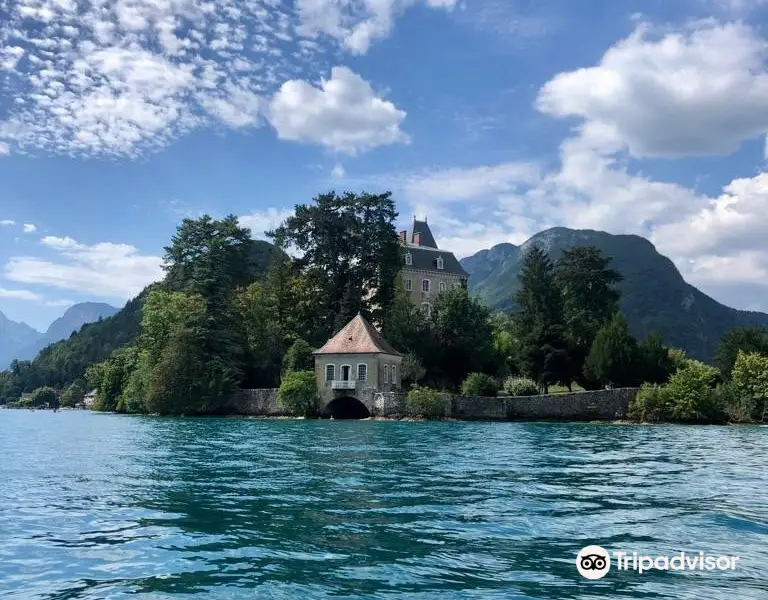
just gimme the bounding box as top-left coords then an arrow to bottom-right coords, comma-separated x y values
32,386 -> 58,408
666,359 -> 721,422
715,382 -> 756,423
406,385 -> 446,418
503,377 -> 539,397
628,383 -> 673,422
460,372 -> 498,397
278,370 -> 317,417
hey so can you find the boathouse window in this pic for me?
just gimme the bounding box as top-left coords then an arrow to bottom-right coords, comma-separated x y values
405,252 -> 412,265
436,256 -> 444,270
384,364 -> 390,383
405,278 -> 412,291
391,365 -> 397,385
422,279 -> 430,293
341,365 -> 351,381
357,364 -> 368,382
325,364 -> 335,381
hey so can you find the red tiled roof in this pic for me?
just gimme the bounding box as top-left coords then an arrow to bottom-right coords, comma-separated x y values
314,313 -> 402,356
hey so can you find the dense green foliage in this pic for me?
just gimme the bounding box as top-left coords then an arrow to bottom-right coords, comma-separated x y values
462,227 -> 768,361
460,373 -> 498,397
584,314 -> 638,387
406,385 -> 445,418
282,340 -> 314,374
60,383 -> 84,408
277,371 -> 318,417
400,353 -> 426,388
32,386 -> 57,408
716,327 -> 768,379
503,377 -> 539,396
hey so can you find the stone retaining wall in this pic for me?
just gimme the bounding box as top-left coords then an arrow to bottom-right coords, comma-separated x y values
230,387 -> 639,421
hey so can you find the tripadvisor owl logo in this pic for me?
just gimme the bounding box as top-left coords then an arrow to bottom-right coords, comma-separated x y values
576,545 -> 611,579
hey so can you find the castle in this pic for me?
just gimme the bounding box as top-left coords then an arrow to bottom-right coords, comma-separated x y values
398,218 -> 468,317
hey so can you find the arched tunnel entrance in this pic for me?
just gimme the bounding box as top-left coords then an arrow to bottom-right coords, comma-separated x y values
326,396 -> 371,420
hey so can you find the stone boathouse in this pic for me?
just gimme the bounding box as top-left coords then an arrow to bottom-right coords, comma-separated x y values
313,313 -> 403,419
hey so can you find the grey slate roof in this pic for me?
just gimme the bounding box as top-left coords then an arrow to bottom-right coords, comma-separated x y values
404,245 -> 468,277
411,219 -> 438,248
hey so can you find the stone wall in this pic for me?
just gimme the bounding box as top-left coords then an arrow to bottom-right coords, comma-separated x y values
230,387 -> 639,421
228,388 -> 284,416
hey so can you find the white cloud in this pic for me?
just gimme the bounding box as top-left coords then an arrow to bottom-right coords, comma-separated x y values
0,287 -> 43,302
5,235 -> 164,299
0,0 -> 442,157
296,0 -> 457,55
537,22 -> 768,158
238,208 -> 293,240
268,66 -> 409,154
331,162 -> 346,178
0,220 -> 15,226
0,141 -> 9,155
46,298 -> 76,307
23,223 -> 37,233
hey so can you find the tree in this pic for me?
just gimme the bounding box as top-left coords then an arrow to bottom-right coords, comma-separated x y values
60,383 -> 84,408
277,370 -> 317,417
400,353 -> 426,388
233,282 -> 284,387
270,191 -> 401,334
555,246 -> 623,387
432,288 -> 495,389
461,373 -> 498,397
716,326 -> 768,379
637,331 -> 673,384
513,245 -> 569,391
584,313 -> 638,388
31,386 -> 57,408
282,339 -> 314,373
665,359 -> 721,422
730,350 -> 768,421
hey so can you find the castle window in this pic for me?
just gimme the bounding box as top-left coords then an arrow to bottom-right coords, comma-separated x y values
436,256 -> 444,270
384,364 -> 390,383
421,302 -> 432,318
405,252 -> 412,265
422,279 -> 430,293
405,278 -> 412,291
325,364 -> 335,381
357,363 -> 368,382
439,281 -> 446,293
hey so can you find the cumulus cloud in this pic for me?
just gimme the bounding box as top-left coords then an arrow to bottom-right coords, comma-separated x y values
5,235 -> 164,299
0,0 -> 427,157
536,22 -> 768,158
238,208 -> 293,240
23,223 -> 37,233
331,162 -> 346,179
296,0 -> 457,54
268,66 -> 409,154
0,220 -> 15,226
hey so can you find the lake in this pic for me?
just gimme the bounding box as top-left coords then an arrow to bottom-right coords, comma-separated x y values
0,410 -> 766,599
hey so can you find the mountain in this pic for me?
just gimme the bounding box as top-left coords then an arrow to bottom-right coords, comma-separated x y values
0,239 -> 283,391
0,302 -> 120,369
0,312 -> 41,369
460,227 -> 768,362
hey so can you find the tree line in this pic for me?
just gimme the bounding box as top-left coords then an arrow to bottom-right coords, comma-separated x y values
1,190 -> 766,421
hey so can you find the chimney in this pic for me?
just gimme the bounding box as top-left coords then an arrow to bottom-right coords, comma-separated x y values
399,230 -> 407,243
413,232 -> 422,246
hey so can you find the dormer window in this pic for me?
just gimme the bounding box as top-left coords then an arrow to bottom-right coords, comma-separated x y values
436,256 -> 444,270
405,252 -> 412,266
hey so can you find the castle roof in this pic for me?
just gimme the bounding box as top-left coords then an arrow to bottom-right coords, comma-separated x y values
313,313 -> 402,356
402,218 -> 468,277
411,219 -> 438,249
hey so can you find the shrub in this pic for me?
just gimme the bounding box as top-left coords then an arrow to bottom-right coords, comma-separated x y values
628,383 -> 673,422
406,385 -> 445,418
32,386 -> 58,409
666,359 -> 721,422
278,370 -> 317,417
503,377 -> 539,397
460,372 -> 498,397
714,382 -> 755,423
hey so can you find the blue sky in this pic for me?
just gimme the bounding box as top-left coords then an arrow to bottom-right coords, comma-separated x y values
2,0 -> 768,331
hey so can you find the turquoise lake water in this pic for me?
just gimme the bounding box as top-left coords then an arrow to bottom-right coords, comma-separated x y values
0,410 -> 766,599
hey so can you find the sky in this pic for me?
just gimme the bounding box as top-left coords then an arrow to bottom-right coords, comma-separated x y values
2,0 -> 768,331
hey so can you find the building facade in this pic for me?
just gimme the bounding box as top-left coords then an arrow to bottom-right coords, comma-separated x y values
398,218 -> 468,317
313,313 -> 403,417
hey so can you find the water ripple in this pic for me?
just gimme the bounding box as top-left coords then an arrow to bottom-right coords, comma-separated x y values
0,411 -> 766,599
